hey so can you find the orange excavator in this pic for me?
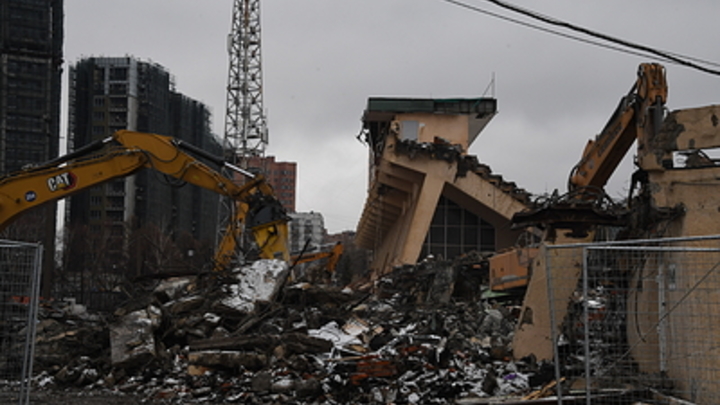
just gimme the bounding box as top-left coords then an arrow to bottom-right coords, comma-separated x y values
489,63 -> 668,292
290,241 -> 344,275
0,130 -> 289,268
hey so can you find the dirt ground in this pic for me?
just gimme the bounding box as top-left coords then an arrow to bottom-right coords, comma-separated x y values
0,389 -> 146,405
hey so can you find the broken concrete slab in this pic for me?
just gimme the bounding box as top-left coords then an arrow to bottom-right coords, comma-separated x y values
162,294 -> 205,315
109,306 -> 161,368
426,263 -> 456,304
214,259 -> 289,314
153,276 -> 196,302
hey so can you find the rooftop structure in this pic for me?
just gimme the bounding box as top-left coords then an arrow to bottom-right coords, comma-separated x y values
356,97 -> 531,277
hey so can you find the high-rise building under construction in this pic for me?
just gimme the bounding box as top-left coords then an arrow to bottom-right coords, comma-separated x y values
67,57 -> 221,278
0,0 -> 64,294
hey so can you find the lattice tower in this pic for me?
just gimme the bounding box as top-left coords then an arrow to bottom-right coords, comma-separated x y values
224,0 -> 268,164
216,0 -> 268,266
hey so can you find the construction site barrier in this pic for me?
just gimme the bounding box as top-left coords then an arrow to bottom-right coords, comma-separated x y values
0,240 -> 43,405
546,235 -> 720,404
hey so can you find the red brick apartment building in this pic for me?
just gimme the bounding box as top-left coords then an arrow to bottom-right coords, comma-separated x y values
246,156 -> 297,213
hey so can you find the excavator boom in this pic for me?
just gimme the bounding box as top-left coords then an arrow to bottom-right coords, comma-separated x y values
0,130 -> 289,265
0,148 -> 142,228
490,63 -> 668,292
569,63 -> 667,190
290,242 -> 344,273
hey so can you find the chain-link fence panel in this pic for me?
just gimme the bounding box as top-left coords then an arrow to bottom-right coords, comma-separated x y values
0,240 -> 43,405
546,235 -> 720,405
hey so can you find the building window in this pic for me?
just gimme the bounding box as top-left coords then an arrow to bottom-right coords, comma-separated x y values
109,97 -> 126,109
107,211 -> 124,222
110,112 -> 126,125
108,196 -> 124,208
109,67 -> 128,81
421,196 -> 495,260
109,83 -> 127,95
107,181 -> 124,194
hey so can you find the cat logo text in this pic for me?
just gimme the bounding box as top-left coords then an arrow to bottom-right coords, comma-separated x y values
47,172 -> 77,192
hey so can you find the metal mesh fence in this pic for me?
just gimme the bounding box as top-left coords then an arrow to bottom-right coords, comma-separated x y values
546,235 -> 720,405
0,240 -> 43,405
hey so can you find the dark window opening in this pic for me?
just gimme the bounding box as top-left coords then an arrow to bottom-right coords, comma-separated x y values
421,196 -> 495,260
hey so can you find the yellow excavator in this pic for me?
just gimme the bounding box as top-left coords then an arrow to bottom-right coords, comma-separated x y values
486,63 -> 670,361
0,130 -> 289,269
290,241 -> 344,274
488,63 -> 668,292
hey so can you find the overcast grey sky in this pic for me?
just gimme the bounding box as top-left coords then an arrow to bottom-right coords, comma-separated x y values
63,1 -> 720,233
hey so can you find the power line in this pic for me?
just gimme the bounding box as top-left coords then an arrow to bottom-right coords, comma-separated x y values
440,0 -> 720,76
439,0 -> 673,63
483,0 -> 720,74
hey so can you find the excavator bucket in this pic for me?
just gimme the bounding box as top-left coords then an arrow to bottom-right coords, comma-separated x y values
251,219 -> 290,262
246,196 -> 291,262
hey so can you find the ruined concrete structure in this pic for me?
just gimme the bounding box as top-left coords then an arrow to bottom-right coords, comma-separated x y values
355,97 -> 531,277
512,104 -> 720,404
629,104 -> 720,403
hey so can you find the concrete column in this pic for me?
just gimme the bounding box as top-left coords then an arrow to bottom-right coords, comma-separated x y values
398,163 -> 452,264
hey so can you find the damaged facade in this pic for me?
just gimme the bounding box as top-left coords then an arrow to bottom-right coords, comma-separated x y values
627,104 -> 720,403
511,99 -> 720,402
356,97 -> 531,277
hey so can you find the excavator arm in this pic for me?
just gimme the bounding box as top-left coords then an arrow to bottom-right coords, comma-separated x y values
0,130 -> 289,265
490,63 -> 668,292
569,63 -> 667,190
212,177 -> 290,270
512,63 -> 668,232
0,147 -> 144,227
290,242 -> 344,273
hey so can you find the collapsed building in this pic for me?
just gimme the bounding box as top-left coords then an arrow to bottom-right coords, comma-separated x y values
352,68 -> 720,404
4,68 -> 720,403
355,97 -> 531,278
506,64 -> 720,404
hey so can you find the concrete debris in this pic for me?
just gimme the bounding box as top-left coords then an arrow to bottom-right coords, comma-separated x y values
153,277 -> 195,302
7,255 -> 650,404
216,259 -> 290,314
110,306 -> 162,367
32,301 -> 107,370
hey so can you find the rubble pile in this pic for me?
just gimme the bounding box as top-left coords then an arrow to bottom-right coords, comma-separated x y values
23,257 -> 558,404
